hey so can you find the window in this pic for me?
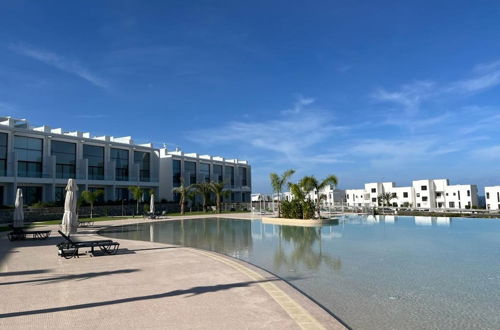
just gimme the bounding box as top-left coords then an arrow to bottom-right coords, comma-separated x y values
185,161 -> 196,185
200,163 -> 210,183
213,164 -> 223,183
422,196 -> 428,202
51,141 -> 76,179
417,203 -> 420,207
55,186 -> 65,203
467,190 -> 470,197
172,160 -> 181,187
436,192 -> 442,197
224,166 -> 234,186
19,186 -> 42,205
421,185 -> 427,191
449,202 -> 455,208
371,188 -> 376,193
403,192 -> 408,198
84,145 -> 104,180
134,151 -> 150,182
15,136 -> 43,177
346,194 -> 350,199
446,193 -> 449,196
0,133 -> 7,176
417,193 -> 420,197
372,198 -> 376,202
239,167 -> 247,186
453,192 -> 456,196
486,192 -> 490,199
111,148 -> 129,181
391,193 -> 397,198
116,188 -> 129,201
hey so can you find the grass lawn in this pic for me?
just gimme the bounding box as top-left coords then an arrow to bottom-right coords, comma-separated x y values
31,216 -> 131,226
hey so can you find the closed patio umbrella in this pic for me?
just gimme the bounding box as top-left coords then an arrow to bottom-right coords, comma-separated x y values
13,188 -> 24,228
150,194 -> 155,215
61,179 -> 79,236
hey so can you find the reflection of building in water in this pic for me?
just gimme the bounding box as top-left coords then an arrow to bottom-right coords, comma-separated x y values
414,216 -> 451,226
436,217 -> 451,226
415,216 -> 433,226
382,215 -> 395,223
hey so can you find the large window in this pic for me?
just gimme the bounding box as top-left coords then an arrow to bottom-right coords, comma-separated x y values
19,186 -> 42,205
83,145 -> 104,180
55,186 -> 65,203
213,164 -> 223,183
51,140 -> 76,179
185,161 -> 196,185
239,167 -> 247,186
15,136 -> 43,178
116,188 -> 129,201
200,163 -> 210,183
225,166 -> 234,187
111,148 -> 129,181
0,133 -> 7,176
173,159 -> 181,187
134,151 -> 150,182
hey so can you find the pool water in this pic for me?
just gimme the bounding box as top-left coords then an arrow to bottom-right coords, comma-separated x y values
100,215 -> 500,330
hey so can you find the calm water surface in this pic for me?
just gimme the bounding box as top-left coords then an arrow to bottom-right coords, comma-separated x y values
100,215 -> 500,330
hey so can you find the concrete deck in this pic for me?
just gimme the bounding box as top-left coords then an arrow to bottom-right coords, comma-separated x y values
0,214 -> 346,329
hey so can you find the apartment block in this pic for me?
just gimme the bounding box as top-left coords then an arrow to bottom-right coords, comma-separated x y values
485,186 -> 500,210
346,179 -> 478,209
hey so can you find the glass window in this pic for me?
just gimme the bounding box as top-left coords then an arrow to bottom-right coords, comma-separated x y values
467,190 -> 470,197
372,198 -> 376,202
403,192 -> 408,198
115,188 -> 129,201
111,148 -> 129,181
224,166 -> 234,186
213,165 -> 223,183
0,133 -> 7,176
15,136 -> 43,177
83,145 -> 104,180
172,160 -> 181,187
134,151 -> 150,182
55,186 -> 65,203
51,140 -> 76,179
19,186 -> 42,205
239,167 -> 247,186
486,192 -> 489,199
185,161 -> 196,185
421,185 -> 427,190
371,188 -> 376,193
200,163 -> 210,183
422,196 -> 428,201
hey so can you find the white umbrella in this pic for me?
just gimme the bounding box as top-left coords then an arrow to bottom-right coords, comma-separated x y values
13,188 -> 24,228
150,194 -> 155,215
61,179 -> 79,236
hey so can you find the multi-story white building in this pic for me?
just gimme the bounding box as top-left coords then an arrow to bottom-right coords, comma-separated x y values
485,186 -> 500,210
158,148 -> 251,203
346,179 -> 478,210
0,116 -> 252,206
283,185 -> 346,206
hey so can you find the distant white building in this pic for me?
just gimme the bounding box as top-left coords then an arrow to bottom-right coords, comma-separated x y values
283,185 -> 346,206
485,186 -> 500,210
346,179 -> 478,210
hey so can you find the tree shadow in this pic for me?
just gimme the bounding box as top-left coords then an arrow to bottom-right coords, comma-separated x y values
0,269 -> 51,277
0,278 -> 280,318
0,268 -> 139,286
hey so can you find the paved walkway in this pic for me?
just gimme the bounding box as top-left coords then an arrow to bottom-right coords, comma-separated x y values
0,214 -> 345,329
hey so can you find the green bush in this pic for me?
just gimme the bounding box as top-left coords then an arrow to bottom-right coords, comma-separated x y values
281,199 -> 315,219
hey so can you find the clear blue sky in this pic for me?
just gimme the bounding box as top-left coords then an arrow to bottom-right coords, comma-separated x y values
1,1 -> 500,193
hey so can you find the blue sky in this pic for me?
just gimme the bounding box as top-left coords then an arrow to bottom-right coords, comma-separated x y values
1,1 -> 500,193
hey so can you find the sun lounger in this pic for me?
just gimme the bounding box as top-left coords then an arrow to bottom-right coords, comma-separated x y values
7,225 -> 51,241
56,230 -> 120,259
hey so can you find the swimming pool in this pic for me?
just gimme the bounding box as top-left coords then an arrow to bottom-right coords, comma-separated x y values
100,215 -> 500,329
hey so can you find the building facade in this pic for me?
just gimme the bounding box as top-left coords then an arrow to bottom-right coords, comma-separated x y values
0,116 -> 252,206
158,148 -> 251,203
346,179 -> 478,209
485,186 -> 500,210
282,185 -> 346,207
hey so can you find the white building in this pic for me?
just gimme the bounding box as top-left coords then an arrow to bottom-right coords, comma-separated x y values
283,185 -> 346,206
485,186 -> 500,210
0,116 -> 251,206
346,179 -> 478,210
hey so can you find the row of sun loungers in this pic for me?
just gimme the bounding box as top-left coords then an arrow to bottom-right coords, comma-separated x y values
7,225 -> 51,241
56,230 -> 120,259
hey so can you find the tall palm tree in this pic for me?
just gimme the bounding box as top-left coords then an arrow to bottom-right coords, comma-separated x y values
191,182 -> 212,212
270,169 -> 295,217
210,182 -> 229,213
128,186 -> 143,215
300,175 -> 338,219
186,190 -> 197,212
80,189 -> 104,219
172,178 -> 189,215
378,193 -> 395,207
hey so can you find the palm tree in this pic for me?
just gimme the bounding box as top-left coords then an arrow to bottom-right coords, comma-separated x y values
300,175 -> 338,219
80,190 -> 104,219
378,193 -> 395,207
210,182 -> 230,213
186,190 -> 197,212
191,182 -> 212,212
128,186 -> 143,215
172,178 -> 190,215
270,169 -> 295,217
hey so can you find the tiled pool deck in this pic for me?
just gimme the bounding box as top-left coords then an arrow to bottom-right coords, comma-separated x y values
0,214 -> 345,329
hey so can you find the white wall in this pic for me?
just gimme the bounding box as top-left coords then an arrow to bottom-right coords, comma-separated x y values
485,186 -> 500,210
